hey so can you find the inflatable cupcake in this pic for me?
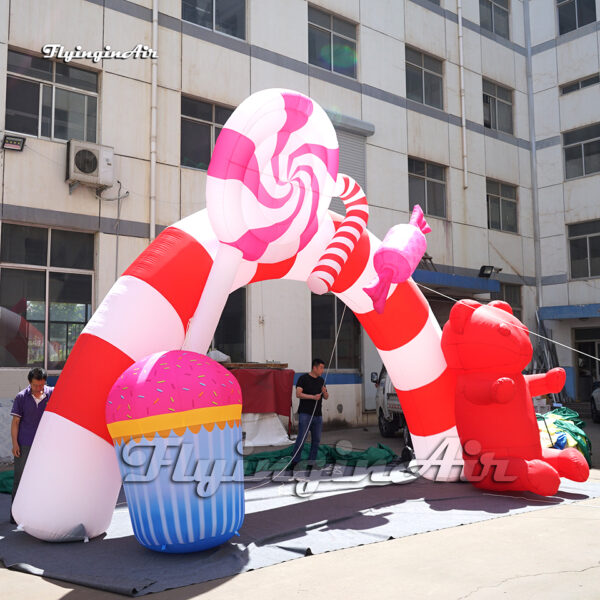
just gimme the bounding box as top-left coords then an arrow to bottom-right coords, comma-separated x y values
106,350 -> 244,553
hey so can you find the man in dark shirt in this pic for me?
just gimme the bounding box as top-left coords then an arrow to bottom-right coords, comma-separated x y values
289,358 -> 329,470
10,367 -> 53,523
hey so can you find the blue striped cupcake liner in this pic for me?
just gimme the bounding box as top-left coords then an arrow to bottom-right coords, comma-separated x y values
114,422 -> 244,553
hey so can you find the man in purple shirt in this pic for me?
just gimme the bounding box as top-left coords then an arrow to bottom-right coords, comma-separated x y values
10,367 -> 54,523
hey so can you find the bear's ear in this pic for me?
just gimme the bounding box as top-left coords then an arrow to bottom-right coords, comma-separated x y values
488,300 -> 514,315
448,299 -> 480,334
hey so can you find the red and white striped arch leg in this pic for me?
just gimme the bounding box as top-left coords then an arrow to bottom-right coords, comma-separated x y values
317,219 -> 462,482
13,210 -> 460,542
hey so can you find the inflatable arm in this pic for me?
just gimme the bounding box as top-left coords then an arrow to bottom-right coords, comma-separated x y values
525,368 -> 566,397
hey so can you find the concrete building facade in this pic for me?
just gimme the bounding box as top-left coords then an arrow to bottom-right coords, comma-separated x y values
0,0 -> 599,426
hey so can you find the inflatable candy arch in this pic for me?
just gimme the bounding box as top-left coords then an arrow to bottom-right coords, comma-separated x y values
13,88 -> 458,542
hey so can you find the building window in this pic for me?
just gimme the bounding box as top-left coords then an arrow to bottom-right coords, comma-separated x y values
563,123 -> 600,179
557,0 -> 596,35
483,79 -> 513,135
406,47 -> 443,110
480,0 -> 510,39
311,294 -> 361,370
181,97 -> 233,170
213,287 -> 246,362
182,0 -> 246,39
408,158 -> 447,219
568,220 -> 600,279
487,180 -> 517,233
0,224 -> 94,370
491,283 -> 522,320
308,5 -> 357,79
5,49 -> 98,142
560,74 -> 600,95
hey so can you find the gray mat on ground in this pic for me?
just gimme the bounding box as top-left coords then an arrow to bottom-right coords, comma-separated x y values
1,465 -> 600,596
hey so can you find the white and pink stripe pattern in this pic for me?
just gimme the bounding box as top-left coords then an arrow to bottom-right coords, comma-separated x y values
307,174 -> 369,295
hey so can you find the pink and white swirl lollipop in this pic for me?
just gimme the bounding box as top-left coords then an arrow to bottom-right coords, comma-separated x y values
206,89 -> 340,264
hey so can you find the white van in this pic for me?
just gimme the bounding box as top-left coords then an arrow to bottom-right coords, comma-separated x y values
591,381 -> 600,423
370,365 -> 413,450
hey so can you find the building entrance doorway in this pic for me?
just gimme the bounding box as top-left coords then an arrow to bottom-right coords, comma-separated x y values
574,328 -> 600,401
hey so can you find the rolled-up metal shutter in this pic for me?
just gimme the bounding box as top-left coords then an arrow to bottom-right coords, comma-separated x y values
331,129 -> 367,215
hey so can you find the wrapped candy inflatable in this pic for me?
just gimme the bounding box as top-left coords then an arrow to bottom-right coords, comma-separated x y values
106,351 -> 243,552
441,300 -> 589,495
364,205 -> 431,314
15,87 -> 581,544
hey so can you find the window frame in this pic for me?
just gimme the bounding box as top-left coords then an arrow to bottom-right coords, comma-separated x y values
568,220 -> 600,280
486,179 -> 518,233
560,73 -> 600,95
408,157 -> 447,219
557,0 -> 597,36
5,50 -> 99,143
180,96 -> 234,171
479,0 -> 510,40
491,283 -> 522,320
181,0 -> 247,40
562,123 -> 600,180
0,222 -> 95,372
308,5 -> 358,79
482,78 -> 513,135
405,46 -> 444,110
311,293 -> 361,371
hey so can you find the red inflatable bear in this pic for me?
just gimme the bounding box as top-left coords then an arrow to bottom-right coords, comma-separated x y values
441,299 -> 589,496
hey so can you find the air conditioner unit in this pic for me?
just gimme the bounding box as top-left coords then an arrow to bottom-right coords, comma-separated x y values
66,140 -> 114,189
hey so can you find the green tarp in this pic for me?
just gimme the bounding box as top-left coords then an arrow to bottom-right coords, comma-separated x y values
243,443 -> 398,476
536,407 -> 592,467
0,445 -> 398,490
0,470 -> 14,494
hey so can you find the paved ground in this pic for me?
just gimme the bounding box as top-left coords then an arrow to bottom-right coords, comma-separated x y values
2,416 -> 600,599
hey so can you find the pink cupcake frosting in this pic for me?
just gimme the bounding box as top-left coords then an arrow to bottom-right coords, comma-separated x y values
106,351 -> 241,425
